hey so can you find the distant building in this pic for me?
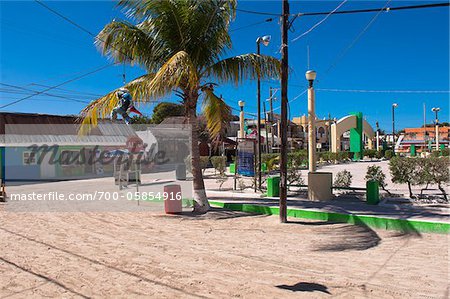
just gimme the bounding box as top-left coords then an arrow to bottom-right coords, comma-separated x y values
398,126 -> 449,153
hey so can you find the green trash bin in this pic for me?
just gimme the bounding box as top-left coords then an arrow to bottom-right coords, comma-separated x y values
366,180 -> 379,205
267,176 -> 280,197
229,163 -> 236,174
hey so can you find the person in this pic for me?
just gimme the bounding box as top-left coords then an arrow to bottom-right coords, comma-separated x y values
111,88 -> 132,124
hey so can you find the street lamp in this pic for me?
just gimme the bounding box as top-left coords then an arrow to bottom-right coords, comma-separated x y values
432,107 -> 440,150
392,103 -> 398,152
306,70 -> 317,172
238,100 -> 245,139
256,35 -> 271,190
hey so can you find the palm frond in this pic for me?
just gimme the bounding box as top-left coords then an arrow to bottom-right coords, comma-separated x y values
78,74 -> 156,135
202,88 -> 231,142
204,54 -> 281,86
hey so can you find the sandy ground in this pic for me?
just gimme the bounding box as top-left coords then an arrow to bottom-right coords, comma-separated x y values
1,206 -> 449,298
1,162 -> 449,298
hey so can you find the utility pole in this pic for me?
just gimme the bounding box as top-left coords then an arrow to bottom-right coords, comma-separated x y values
263,101 -> 269,153
279,0 -> 289,223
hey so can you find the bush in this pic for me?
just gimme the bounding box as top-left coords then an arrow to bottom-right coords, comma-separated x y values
442,148 -> 449,157
184,155 -> 209,174
365,165 -> 389,194
338,151 -> 350,162
375,150 -> 384,159
210,156 -> 226,175
389,157 -> 419,198
334,170 -> 353,187
364,149 -> 377,159
384,149 -> 395,159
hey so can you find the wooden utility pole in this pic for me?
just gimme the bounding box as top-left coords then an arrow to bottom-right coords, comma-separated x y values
279,0 -> 289,223
269,87 -> 274,153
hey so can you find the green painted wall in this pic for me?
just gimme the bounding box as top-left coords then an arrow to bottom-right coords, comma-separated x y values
350,112 -> 363,160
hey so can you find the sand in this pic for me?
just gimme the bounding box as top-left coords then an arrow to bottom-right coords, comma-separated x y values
1,206 -> 448,298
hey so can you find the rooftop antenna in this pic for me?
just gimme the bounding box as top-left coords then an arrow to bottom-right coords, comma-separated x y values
307,45 -> 310,69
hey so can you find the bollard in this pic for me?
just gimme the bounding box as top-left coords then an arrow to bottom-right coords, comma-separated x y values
176,164 -> 186,180
267,176 -> 280,197
229,163 -> 236,174
261,163 -> 267,173
366,180 -> 379,205
163,184 -> 182,214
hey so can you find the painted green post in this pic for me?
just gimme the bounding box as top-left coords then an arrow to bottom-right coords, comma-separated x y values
410,144 -> 416,156
261,162 -> 267,173
366,180 -> 379,205
267,176 -> 280,197
229,163 -> 236,174
350,112 -> 363,161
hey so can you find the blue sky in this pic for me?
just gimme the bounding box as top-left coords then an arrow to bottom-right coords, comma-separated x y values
1,1 -> 448,132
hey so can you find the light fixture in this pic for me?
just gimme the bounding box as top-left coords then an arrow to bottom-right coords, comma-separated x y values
392,103 -> 398,108
305,70 -> 317,82
431,107 -> 440,112
238,100 -> 245,108
256,35 -> 271,46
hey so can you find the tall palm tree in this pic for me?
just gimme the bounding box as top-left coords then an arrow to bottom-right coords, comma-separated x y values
79,0 -> 281,213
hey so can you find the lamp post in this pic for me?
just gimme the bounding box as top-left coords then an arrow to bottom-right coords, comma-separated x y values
392,103 -> 398,152
256,35 -> 271,190
238,100 -> 245,139
376,121 -> 380,151
306,70 -> 317,172
432,107 -> 440,150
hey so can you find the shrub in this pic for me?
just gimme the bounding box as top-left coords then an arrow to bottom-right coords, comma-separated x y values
364,149 -> 377,159
210,156 -> 226,175
338,151 -> 350,162
334,170 -> 353,188
365,165 -> 389,194
384,149 -> 395,159
184,155 -> 209,174
442,148 -> 449,157
431,150 -> 441,158
375,150 -> 384,159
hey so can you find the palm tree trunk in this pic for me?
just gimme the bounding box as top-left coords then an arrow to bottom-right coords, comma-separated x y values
186,99 -> 210,213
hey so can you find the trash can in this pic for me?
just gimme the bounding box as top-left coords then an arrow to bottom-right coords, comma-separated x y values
164,184 -> 182,214
267,176 -> 280,197
366,180 -> 379,205
229,163 -> 236,174
176,164 -> 186,180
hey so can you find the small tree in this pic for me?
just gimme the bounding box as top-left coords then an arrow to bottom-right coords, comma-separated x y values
210,156 -> 226,176
385,149 -> 395,159
334,170 -> 353,188
427,157 -> 450,200
389,157 -> 417,198
365,165 -> 390,195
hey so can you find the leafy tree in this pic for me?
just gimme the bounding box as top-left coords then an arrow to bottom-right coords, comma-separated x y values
384,149 -> 395,159
422,157 -> 449,200
151,102 -> 184,124
389,157 -> 417,198
365,165 -> 390,195
334,170 -> 353,188
78,0 -> 280,212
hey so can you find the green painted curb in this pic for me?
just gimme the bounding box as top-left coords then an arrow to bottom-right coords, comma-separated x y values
208,201 -> 450,234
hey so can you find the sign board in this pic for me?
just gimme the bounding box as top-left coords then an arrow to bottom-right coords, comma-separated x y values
237,139 -> 255,177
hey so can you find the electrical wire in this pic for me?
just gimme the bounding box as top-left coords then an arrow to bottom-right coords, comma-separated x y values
291,0 -> 347,42
0,83 -> 90,103
236,2 -> 449,17
0,63 -> 116,109
316,88 -> 450,94
230,18 -> 275,32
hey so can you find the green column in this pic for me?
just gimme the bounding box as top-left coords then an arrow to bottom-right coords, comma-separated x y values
350,112 -> 363,160
410,144 -> 416,156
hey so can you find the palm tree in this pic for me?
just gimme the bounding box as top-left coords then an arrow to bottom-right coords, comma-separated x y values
79,0 -> 280,213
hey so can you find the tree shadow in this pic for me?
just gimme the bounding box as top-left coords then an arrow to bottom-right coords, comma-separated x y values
158,207 -> 271,221
276,282 -> 331,294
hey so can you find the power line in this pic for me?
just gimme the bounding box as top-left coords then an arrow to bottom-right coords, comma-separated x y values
0,63 -> 115,109
0,83 -> 90,103
236,2 -> 449,17
292,0 -> 347,42
324,0 -> 392,75
28,83 -> 103,97
34,0 -> 134,61
230,18 -> 275,32
317,88 -> 450,94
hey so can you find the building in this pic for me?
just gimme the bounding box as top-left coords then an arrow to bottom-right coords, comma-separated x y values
398,126 -> 449,153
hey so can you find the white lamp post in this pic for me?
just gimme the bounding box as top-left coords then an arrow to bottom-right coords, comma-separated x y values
392,103 -> 398,152
432,107 -> 440,150
306,70 -> 317,172
238,100 -> 245,139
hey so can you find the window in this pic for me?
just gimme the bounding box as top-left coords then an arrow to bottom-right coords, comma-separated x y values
23,151 -> 36,165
